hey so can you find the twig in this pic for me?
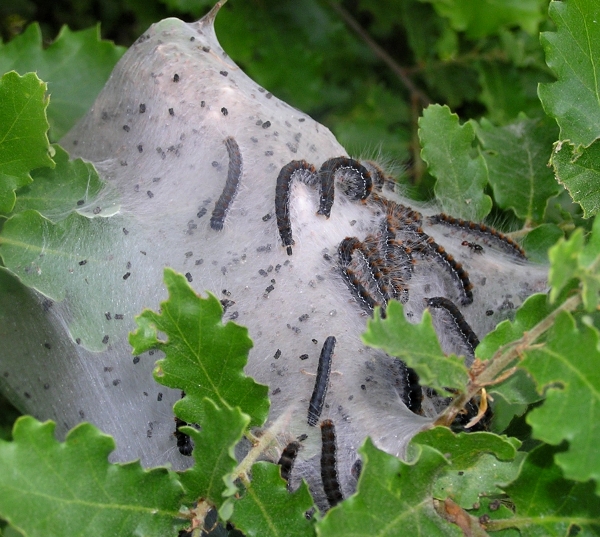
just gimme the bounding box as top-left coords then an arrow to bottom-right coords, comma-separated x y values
327,0 -> 431,107
436,293 -> 583,427
234,409 -> 292,482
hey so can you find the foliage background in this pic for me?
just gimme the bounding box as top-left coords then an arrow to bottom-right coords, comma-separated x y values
2,0 -> 600,535
0,0 -> 558,194
0,0 -> 570,422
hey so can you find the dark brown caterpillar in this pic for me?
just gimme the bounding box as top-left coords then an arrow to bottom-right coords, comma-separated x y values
274,160 -> 317,255
308,336 -> 336,426
278,441 -> 301,483
210,137 -> 243,231
428,213 -> 526,260
370,193 -> 423,229
413,229 -> 474,306
317,157 -> 372,217
426,296 -> 480,354
320,419 -> 344,508
338,237 -> 380,314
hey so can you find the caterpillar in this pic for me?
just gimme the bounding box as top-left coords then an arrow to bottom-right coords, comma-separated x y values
210,137 -> 243,231
317,157 -> 372,217
274,160 -> 317,255
426,296 -> 480,355
320,419 -> 344,508
428,213 -> 526,260
278,441 -> 301,483
307,336 -> 336,426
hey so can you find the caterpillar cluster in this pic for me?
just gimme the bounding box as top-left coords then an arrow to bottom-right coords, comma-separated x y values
200,144 -> 530,506
263,155 -> 521,506
19,8 -> 548,519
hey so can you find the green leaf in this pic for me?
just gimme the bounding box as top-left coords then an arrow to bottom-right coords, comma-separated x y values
400,0 -> 454,62
475,116 -> 560,224
521,224 -> 564,264
0,416 -> 184,537
12,144 -> 104,221
420,0 -> 544,38
159,0 -> 214,15
551,139 -> 600,219
362,301 -> 469,395
487,369 -> 543,433
1,523 -> 25,537
548,215 -> 600,311
521,311 -> 600,489
317,438 -> 461,537
130,268 -> 269,428
227,462 -> 315,537
477,62 -> 528,124
410,427 -> 523,508
502,444 -> 600,536
179,399 -> 249,507
0,24 -> 126,140
548,227 -> 584,304
419,104 -> 492,220
0,71 -> 53,215
538,0 -> 600,149
214,2 -> 351,115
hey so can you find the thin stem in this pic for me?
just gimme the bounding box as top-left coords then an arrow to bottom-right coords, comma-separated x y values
480,293 -> 581,385
327,0 -> 431,107
486,515 -> 598,532
190,500 -> 212,537
235,409 -> 292,481
409,93 -> 426,186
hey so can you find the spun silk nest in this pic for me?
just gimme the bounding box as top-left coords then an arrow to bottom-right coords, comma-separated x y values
0,1 -> 547,510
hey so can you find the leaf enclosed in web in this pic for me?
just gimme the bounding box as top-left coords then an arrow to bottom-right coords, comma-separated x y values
419,104 -> 492,221
12,144 -> 104,221
0,72 -> 53,214
226,462 -> 315,537
0,24 -> 126,140
475,293 -> 551,429
538,0 -> 600,148
469,497 -> 519,537
551,139 -> 600,219
421,0 -> 544,38
474,116 -> 560,223
178,399 -> 249,507
0,209 -> 140,351
502,444 -> 600,536
521,311 -> 600,490
362,301 -> 469,395
0,416 -> 185,537
130,268 -> 269,427
317,438 -> 461,537
477,293 -> 553,361
410,427 -> 523,508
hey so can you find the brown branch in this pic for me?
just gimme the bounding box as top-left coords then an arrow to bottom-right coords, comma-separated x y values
327,1 -> 431,107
